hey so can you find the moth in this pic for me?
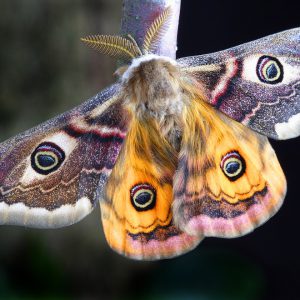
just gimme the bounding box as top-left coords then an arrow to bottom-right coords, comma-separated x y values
0,7 -> 299,260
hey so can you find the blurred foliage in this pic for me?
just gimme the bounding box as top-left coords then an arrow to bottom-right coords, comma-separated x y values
0,0 -> 120,140
0,1 -> 298,300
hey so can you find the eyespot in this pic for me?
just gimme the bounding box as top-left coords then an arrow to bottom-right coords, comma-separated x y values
220,151 -> 246,181
31,142 -> 65,175
130,183 -> 156,211
256,55 -> 283,84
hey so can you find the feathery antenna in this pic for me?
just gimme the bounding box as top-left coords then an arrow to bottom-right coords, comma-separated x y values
81,7 -> 172,60
81,35 -> 142,60
142,6 -> 172,54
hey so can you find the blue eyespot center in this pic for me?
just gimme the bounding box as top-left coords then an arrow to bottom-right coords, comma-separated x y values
266,63 -> 278,79
37,155 -> 56,168
135,192 -> 152,205
130,183 -> 156,211
31,142 -> 65,175
225,161 -> 241,174
221,151 -> 246,181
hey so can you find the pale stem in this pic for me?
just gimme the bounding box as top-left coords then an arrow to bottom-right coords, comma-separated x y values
120,0 -> 181,59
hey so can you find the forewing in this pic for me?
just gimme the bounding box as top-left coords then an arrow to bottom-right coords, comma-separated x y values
173,98 -> 286,238
101,117 -> 202,260
178,28 -> 300,139
0,84 -> 130,228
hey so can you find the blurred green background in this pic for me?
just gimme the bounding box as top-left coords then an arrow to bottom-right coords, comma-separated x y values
0,0 -> 299,299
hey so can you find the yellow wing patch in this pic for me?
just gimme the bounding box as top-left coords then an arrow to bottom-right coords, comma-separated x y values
100,117 -> 201,260
173,96 -> 286,238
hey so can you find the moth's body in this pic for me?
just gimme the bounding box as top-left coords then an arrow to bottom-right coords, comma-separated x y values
0,7 -> 299,260
120,55 -> 187,149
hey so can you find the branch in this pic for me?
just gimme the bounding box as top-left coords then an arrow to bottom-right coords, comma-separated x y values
120,0 -> 181,59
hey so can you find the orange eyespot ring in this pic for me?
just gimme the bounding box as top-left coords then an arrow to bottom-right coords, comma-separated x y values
220,151 -> 246,181
130,183 -> 156,211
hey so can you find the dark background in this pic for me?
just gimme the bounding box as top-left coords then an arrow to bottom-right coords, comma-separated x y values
0,0 -> 299,299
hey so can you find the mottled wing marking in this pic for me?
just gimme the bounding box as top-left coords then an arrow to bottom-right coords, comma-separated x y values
0,84 -> 130,228
178,28 -> 300,139
100,117 -> 202,260
173,98 -> 286,238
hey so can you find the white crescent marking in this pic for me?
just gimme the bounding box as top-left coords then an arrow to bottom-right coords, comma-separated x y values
0,197 -> 92,228
275,112 -> 300,139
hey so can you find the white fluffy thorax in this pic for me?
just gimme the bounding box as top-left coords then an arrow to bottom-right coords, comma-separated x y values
121,54 -> 183,123
121,54 -> 177,83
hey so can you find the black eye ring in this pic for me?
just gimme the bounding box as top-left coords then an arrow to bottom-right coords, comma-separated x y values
31,142 -> 65,175
220,151 -> 246,181
256,55 -> 283,84
130,183 -> 156,211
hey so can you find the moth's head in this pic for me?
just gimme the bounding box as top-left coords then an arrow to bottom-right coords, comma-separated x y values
118,55 -> 181,105
119,54 -> 178,83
